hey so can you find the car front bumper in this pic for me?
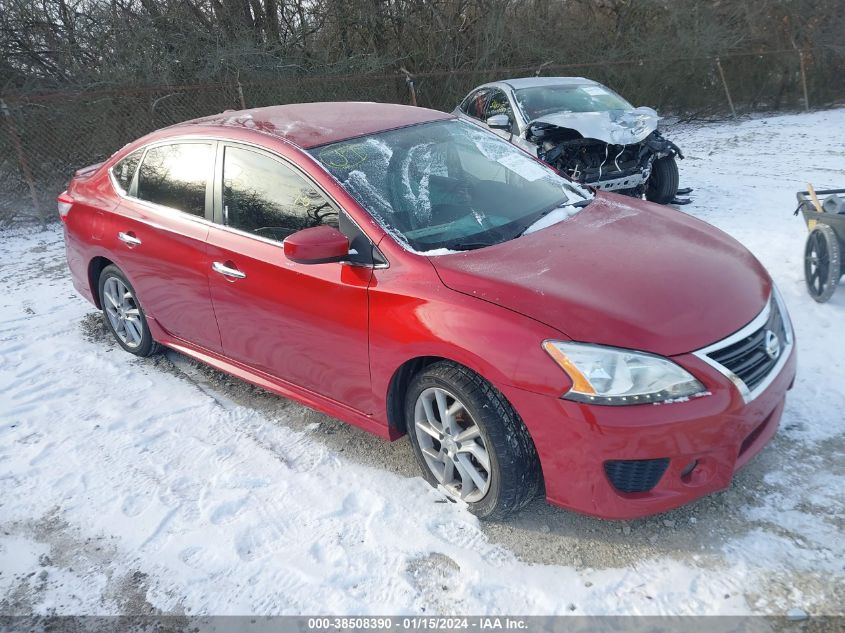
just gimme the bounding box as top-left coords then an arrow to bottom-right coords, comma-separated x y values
583,168 -> 646,192
502,344 -> 797,520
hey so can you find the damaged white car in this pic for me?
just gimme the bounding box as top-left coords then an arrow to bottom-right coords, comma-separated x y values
454,77 -> 687,204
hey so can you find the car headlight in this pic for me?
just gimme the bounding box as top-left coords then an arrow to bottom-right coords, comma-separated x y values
542,341 -> 706,405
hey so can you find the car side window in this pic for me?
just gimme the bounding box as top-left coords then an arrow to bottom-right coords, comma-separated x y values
459,92 -> 474,115
461,88 -> 492,120
136,143 -> 213,216
111,150 -> 142,194
222,146 -> 338,243
485,89 -> 513,121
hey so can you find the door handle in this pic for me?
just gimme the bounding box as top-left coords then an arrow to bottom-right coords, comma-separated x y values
117,232 -> 142,247
212,261 -> 246,279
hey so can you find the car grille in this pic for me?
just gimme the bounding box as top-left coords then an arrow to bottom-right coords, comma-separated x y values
604,458 -> 670,493
705,298 -> 787,392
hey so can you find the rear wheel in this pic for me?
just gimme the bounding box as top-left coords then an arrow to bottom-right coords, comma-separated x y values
405,361 -> 541,520
645,155 -> 679,204
98,265 -> 159,356
804,225 -> 841,303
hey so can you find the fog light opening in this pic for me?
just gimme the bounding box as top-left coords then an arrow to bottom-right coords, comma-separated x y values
681,459 -> 699,483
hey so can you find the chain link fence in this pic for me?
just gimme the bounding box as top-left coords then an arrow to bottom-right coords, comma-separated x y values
2,46 -> 844,225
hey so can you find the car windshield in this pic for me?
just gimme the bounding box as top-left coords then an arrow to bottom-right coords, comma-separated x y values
514,84 -> 633,120
309,119 -> 591,253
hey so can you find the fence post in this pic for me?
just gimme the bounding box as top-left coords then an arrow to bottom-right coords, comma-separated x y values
798,50 -> 810,112
400,67 -> 417,107
714,57 -> 736,118
1,98 -> 40,216
236,75 -> 247,110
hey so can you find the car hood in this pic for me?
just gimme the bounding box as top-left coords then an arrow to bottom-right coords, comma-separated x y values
429,194 -> 771,357
530,107 -> 659,145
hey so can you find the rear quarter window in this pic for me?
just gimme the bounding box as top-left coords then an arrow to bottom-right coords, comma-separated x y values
111,150 -> 142,194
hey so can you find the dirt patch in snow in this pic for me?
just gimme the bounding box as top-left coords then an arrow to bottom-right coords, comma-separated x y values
0,512 -> 186,619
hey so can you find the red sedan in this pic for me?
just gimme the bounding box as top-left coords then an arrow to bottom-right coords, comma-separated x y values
59,102 -> 796,520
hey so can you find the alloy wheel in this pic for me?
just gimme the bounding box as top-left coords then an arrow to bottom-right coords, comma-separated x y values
413,387 -> 491,503
102,276 -> 143,348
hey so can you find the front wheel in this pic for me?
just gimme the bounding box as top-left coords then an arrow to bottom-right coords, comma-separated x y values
405,361 -> 541,519
645,155 -> 679,204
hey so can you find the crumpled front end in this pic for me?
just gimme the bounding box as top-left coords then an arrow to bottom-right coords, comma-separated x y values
527,110 -> 683,195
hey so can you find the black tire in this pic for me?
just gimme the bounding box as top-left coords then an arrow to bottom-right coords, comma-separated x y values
645,155 -> 679,204
804,224 -> 841,303
405,361 -> 542,520
97,265 -> 160,356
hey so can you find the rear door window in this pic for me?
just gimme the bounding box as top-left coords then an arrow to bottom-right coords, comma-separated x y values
136,143 -> 214,217
461,88 -> 492,120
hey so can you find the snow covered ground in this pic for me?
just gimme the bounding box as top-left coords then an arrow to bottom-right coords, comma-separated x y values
1,108 -> 843,617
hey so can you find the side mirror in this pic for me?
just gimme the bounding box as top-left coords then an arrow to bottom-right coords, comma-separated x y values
486,114 -> 511,131
283,225 -> 349,264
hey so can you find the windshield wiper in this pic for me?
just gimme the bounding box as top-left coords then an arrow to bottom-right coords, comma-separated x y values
513,199 -> 591,238
449,241 -> 498,251
438,197 -> 594,252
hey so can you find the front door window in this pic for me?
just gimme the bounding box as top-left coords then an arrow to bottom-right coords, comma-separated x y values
222,146 -> 338,243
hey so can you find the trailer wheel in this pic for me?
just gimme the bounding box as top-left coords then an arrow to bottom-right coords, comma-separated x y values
804,224 -> 841,303
645,156 -> 679,204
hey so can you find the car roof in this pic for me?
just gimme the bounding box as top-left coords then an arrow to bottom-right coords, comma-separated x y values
175,102 -> 452,149
485,76 -> 597,91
